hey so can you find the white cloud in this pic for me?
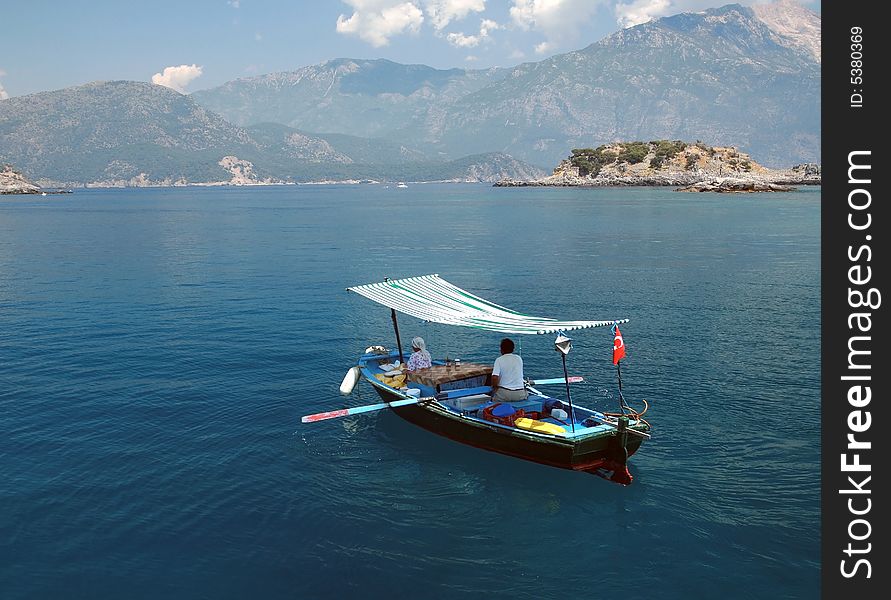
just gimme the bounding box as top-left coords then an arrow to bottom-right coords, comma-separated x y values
425,0 -> 485,30
151,64 -> 204,93
336,1 -> 424,47
480,18 -> 499,35
445,17 -> 500,48
615,0 -> 671,28
0,69 -> 7,100
534,41 -> 553,54
447,31 -> 480,47
227,0 -> 240,8
509,0 -> 604,51
508,0 -> 534,29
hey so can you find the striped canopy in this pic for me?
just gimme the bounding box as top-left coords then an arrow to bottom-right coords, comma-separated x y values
347,274 -> 628,335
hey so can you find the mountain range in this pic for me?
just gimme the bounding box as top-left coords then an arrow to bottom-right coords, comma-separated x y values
0,2 -> 819,186
0,80 -> 543,185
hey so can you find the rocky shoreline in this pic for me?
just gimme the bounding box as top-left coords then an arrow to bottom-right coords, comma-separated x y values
495,173 -> 813,192
676,179 -> 797,193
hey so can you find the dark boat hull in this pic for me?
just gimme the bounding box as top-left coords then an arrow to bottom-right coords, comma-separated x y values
371,384 -> 644,483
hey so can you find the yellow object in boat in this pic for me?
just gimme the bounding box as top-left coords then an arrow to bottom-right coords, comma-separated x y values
514,417 -> 565,435
375,372 -> 406,387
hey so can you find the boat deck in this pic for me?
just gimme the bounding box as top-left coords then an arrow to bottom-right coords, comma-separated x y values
361,351 -> 624,439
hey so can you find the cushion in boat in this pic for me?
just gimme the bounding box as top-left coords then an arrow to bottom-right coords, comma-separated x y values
374,372 -> 406,387
514,417 -> 565,435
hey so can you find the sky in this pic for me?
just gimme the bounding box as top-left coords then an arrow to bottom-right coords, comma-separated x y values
0,0 -> 819,100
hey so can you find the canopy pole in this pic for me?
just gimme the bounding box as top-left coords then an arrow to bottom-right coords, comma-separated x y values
560,353 -> 576,433
383,278 -> 405,363
390,308 -> 405,364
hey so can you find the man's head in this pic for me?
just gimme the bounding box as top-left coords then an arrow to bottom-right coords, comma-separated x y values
500,338 -> 514,354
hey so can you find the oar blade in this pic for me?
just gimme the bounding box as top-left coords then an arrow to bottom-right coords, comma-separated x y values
301,396 -> 431,424
530,376 -> 584,385
302,409 -> 349,423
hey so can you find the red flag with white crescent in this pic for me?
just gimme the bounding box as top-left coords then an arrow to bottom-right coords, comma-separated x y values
612,324 -> 626,365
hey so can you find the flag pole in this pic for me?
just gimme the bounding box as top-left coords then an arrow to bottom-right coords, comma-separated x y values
612,322 -> 630,413
616,361 -> 629,413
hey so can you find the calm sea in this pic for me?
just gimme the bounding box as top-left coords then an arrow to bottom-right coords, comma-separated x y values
0,184 -> 820,599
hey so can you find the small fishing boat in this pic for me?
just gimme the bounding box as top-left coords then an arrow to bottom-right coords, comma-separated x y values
303,275 -> 651,484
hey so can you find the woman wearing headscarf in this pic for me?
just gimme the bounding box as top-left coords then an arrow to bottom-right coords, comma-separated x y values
406,336 -> 432,371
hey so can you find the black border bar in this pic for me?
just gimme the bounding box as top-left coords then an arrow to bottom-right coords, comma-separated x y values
822,2 -> 887,596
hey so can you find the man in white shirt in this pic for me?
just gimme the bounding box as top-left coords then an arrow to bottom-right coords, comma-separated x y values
491,338 -> 527,403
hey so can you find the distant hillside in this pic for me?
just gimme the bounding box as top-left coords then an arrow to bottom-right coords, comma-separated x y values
0,81 -> 256,184
243,151 -> 545,184
243,122 -> 433,167
0,81 -> 540,185
192,59 -> 507,139
192,3 -> 820,168
424,152 -> 546,182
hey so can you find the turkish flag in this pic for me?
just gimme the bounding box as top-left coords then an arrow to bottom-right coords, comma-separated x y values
612,324 -> 626,365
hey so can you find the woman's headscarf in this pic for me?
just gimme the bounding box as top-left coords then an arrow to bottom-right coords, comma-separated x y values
411,336 -> 426,351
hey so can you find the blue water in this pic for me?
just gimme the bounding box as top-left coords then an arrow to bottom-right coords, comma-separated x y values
1,184 -> 820,599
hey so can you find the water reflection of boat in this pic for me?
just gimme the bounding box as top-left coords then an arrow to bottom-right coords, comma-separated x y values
304,275 -> 651,484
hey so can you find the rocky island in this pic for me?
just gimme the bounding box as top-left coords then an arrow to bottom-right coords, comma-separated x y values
0,164 -> 73,195
1,164 -> 43,194
494,141 -> 821,192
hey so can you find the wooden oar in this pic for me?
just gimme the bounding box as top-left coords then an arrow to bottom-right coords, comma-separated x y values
528,376 -> 584,385
301,396 -> 432,423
